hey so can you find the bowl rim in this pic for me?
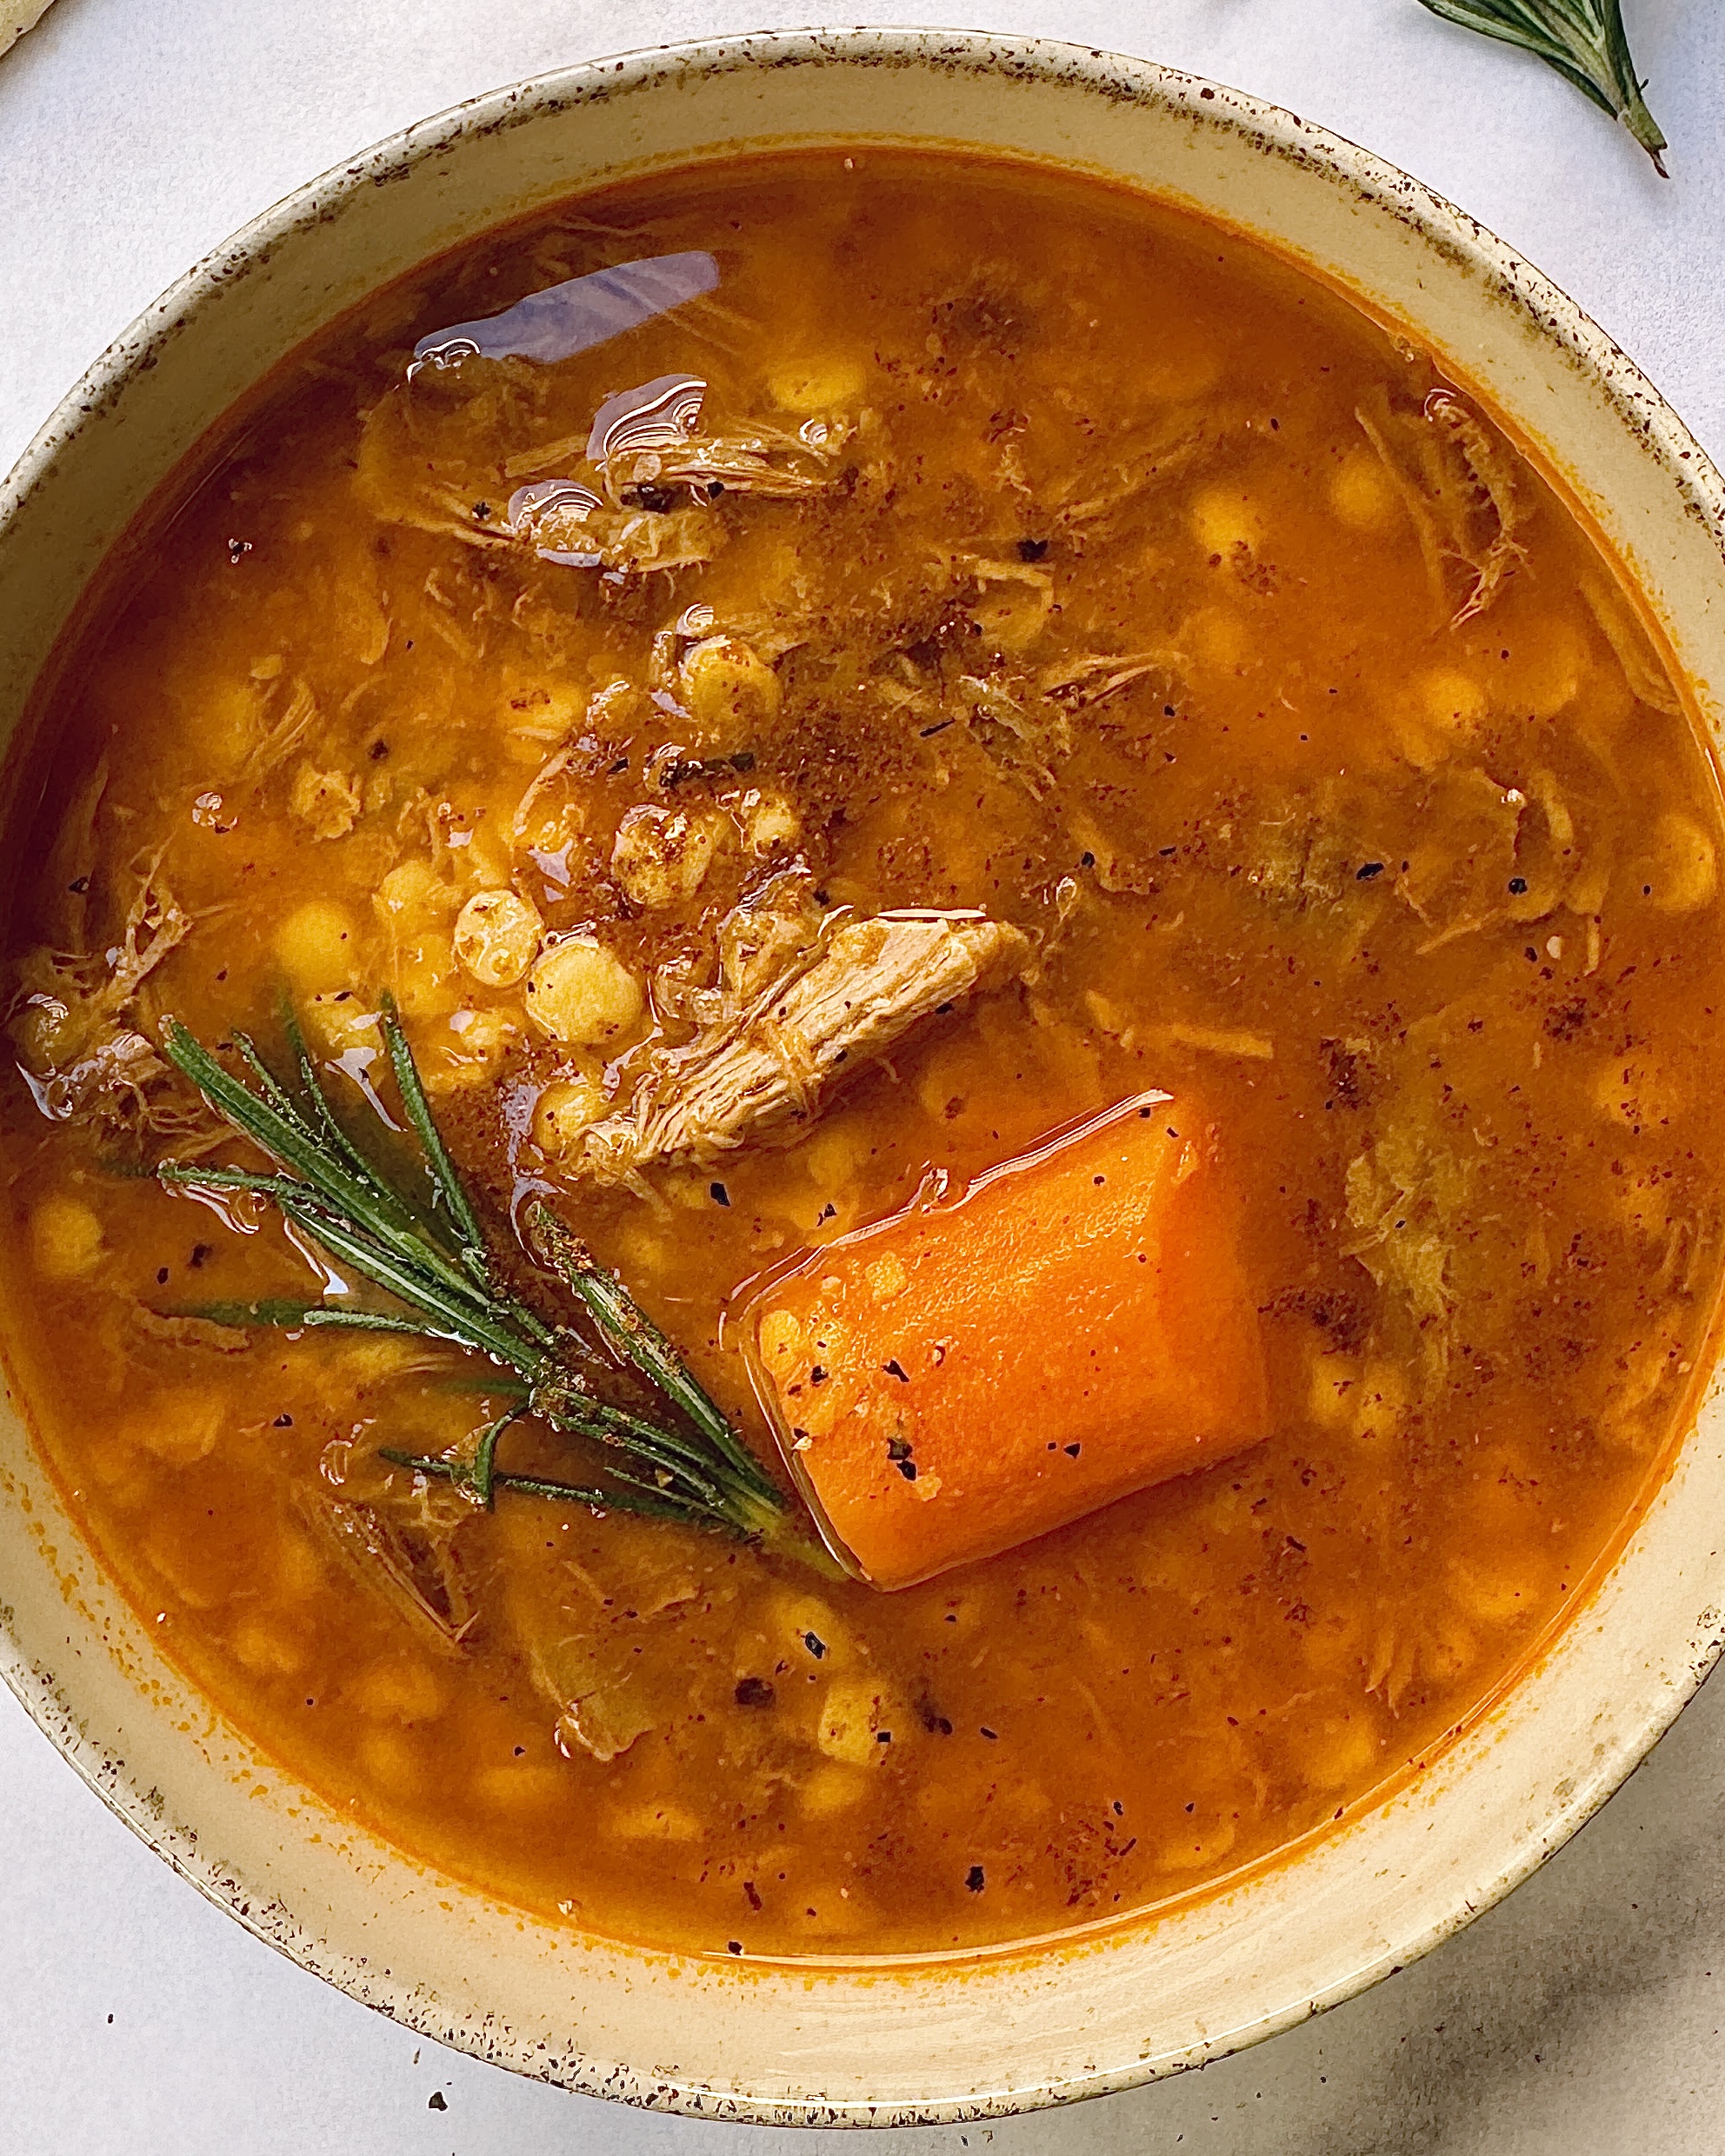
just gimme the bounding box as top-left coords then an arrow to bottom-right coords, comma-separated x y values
4,21 -> 1725,2128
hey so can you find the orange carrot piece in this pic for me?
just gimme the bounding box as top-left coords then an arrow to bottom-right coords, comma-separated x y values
747,1093 -> 1267,1590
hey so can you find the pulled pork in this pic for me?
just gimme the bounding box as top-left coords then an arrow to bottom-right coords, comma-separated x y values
578,908 -> 1030,1181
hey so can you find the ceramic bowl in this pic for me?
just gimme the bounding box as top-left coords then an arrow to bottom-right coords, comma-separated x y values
3,27 -> 1724,2127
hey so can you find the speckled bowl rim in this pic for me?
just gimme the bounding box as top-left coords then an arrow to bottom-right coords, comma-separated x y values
3,24 -> 1725,2129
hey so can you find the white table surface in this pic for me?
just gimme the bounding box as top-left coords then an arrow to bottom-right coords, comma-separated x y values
5,3 -> 1725,2148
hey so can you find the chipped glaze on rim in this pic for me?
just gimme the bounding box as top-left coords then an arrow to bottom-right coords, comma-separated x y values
3,25 -> 1725,2128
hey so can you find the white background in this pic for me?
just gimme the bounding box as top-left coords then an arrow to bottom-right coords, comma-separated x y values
3,3 -> 1725,2150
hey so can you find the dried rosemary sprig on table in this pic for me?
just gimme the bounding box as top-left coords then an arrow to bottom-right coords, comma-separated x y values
153,1007 -> 832,1570
1416,0 -> 1668,174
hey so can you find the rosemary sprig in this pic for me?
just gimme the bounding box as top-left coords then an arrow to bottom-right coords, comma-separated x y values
155,1007 -> 824,1563
1416,0 -> 1668,174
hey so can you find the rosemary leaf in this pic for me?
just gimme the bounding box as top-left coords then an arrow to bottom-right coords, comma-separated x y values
529,1202 -> 781,1504
170,1297 -> 440,1336
1417,0 -> 1668,173
377,1002 -> 488,1260
161,1021 -> 485,1312
380,1446 -> 698,1522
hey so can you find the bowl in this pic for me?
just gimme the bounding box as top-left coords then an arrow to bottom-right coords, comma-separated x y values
3,26 -> 1725,2127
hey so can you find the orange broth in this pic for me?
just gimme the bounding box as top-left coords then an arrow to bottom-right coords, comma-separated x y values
3,149 -> 1723,1957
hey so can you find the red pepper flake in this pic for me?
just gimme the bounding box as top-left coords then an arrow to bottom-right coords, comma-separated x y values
743,1880 -> 763,1911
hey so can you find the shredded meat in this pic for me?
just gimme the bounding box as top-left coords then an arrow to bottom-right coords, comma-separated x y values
579,910 -> 1030,1180
10,860 -> 197,1138
131,1308 -> 252,1354
308,1494 -> 479,1654
1354,387 -> 1524,628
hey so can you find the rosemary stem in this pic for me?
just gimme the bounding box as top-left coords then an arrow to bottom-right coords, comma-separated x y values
157,1004 -> 810,1561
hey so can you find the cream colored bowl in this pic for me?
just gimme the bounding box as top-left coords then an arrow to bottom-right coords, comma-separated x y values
3,28 -> 1724,2127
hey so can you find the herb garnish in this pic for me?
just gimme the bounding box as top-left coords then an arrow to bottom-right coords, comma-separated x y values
1416,0 -> 1668,173
154,1006 -> 828,1565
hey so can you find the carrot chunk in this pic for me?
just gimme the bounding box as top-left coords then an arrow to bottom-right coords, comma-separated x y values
748,1093 -> 1268,1589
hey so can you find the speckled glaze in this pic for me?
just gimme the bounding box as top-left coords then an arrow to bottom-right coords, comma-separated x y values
3,29 -> 1725,2128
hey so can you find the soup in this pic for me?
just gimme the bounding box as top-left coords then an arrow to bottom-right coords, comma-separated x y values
4,149 -> 1722,1960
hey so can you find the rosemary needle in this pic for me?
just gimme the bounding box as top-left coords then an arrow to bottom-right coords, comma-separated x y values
1416,0 -> 1668,174
155,1004 -> 832,1567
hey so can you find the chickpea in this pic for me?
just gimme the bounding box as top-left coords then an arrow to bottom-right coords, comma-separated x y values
1415,667 -> 1488,732
816,1680 -> 889,1767
471,1763 -> 568,1812
349,1658 -> 445,1724
1643,810 -> 1718,915
1189,483 -> 1265,559
230,1620 -> 306,1678
604,1799 -> 703,1843
679,635 -> 781,750
1303,1715 -> 1381,1794
1514,618 -> 1588,720
303,989 -> 381,1059
394,929 -> 457,1020
427,1006 -> 522,1095
532,1068 -> 608,1156
610,805 -> 718,909
30,1193 -> 103,1281
197,676 -> 263,771
1304,1348 -> 1358,1432
447,1005 -> 519,1063
524,936 -> 643,1045
376,858 -> 452,924
453,887 -> 543,988
800,1762 -> 871,1817
734,788 -> 802,858
273,899 -> 359,988
126,1387 -> 223,1467
767,354 -> 868,414
972,579 -> 1049,655
357,1728 -> 424,1798
1592,1053 -> 1682,1132
1327,447 -> 1402,534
